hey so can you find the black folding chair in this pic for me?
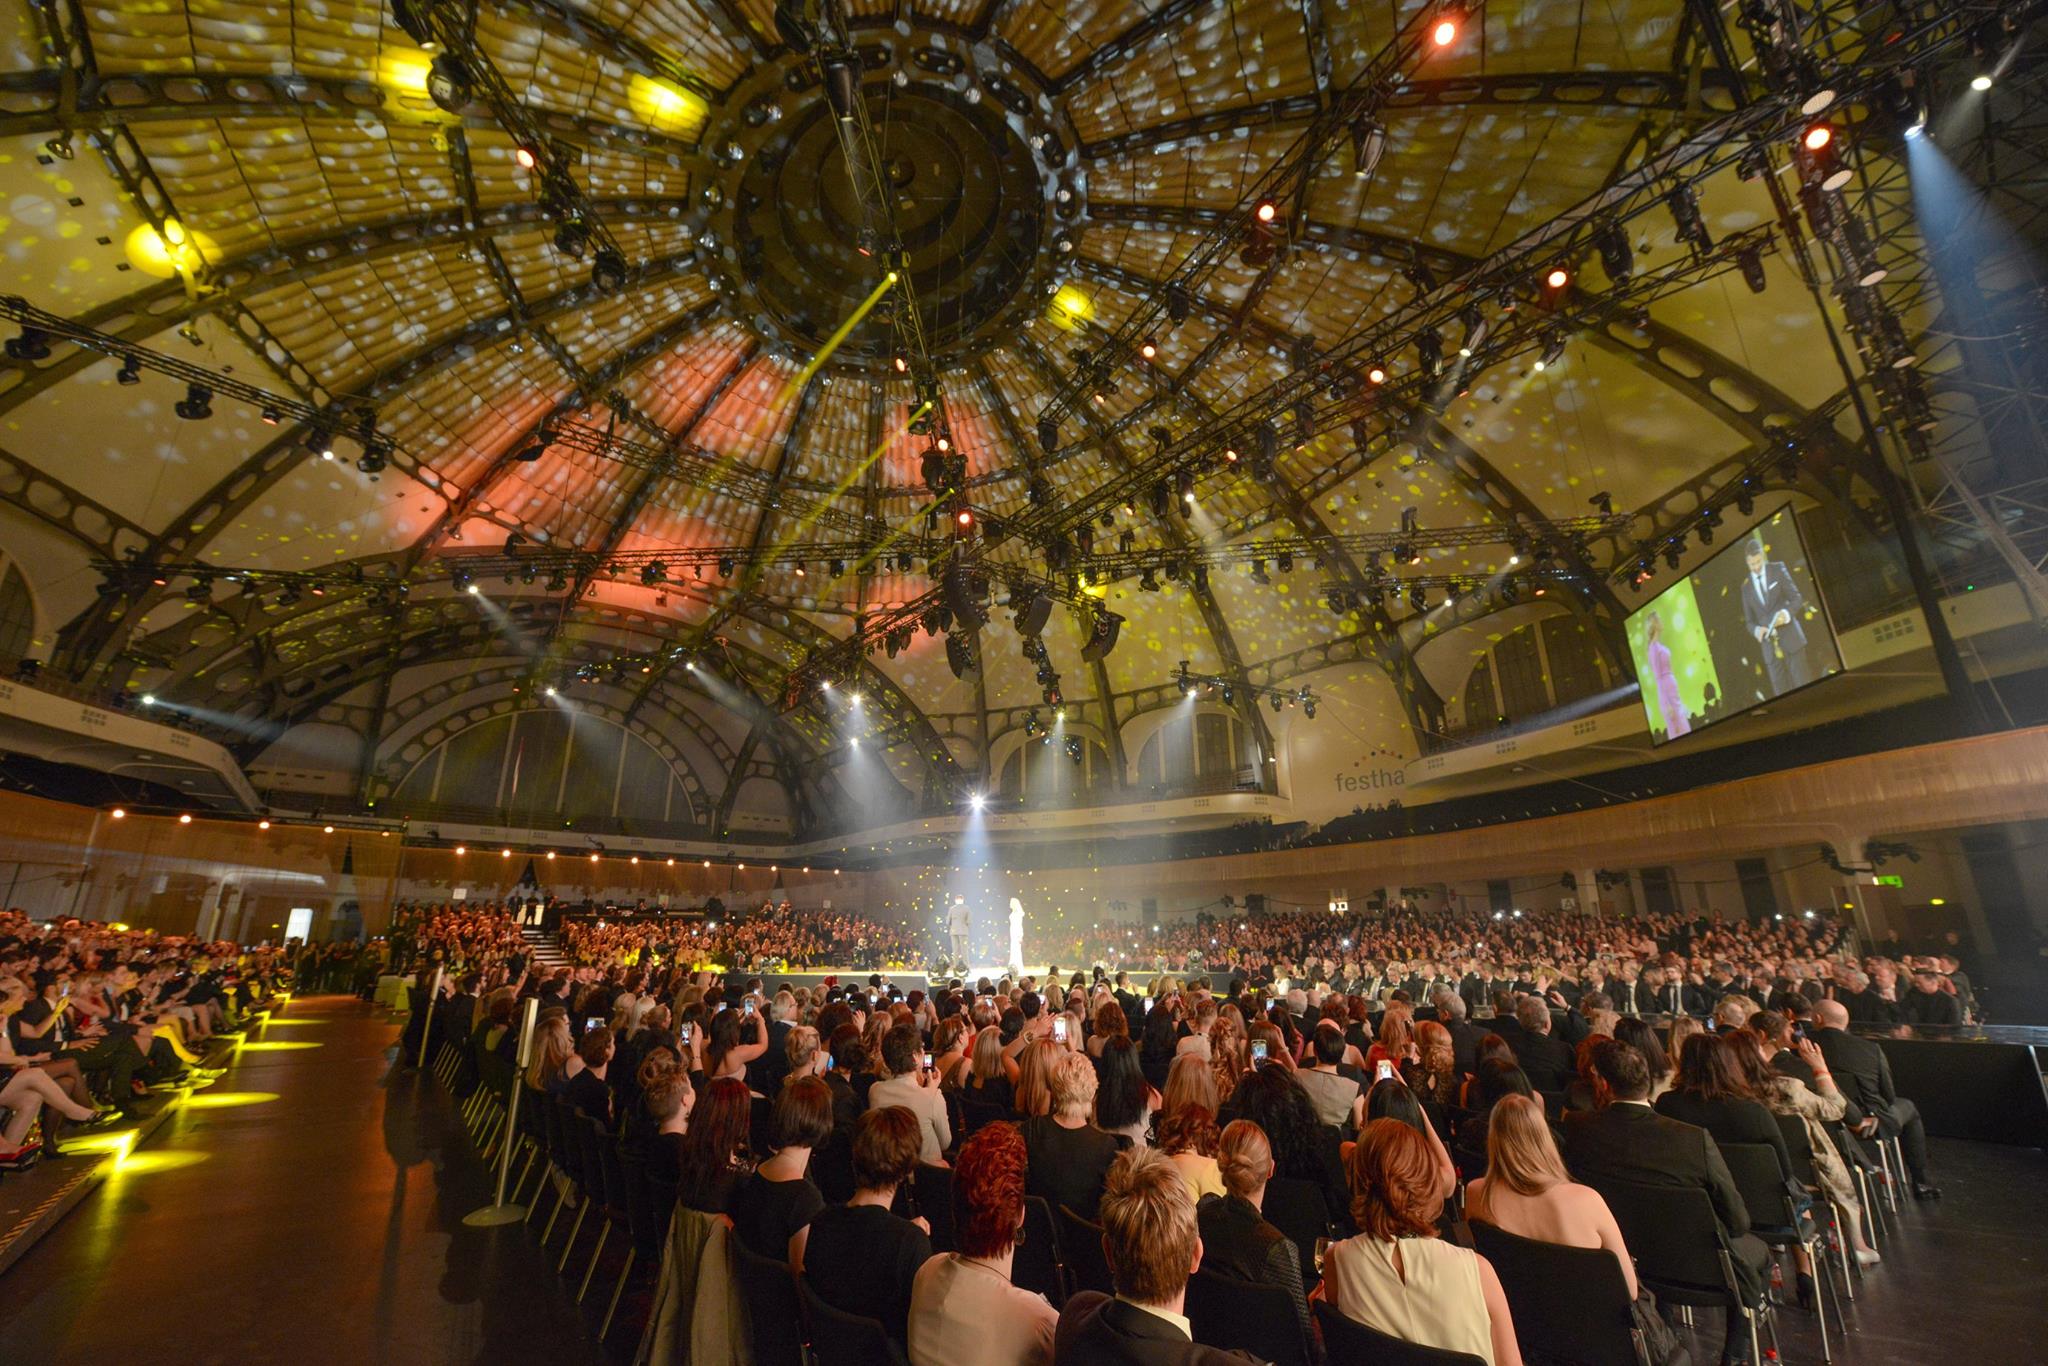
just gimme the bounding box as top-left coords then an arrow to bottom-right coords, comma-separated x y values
1777,1111 -> 1861,1294
1313,1301 -> 1488,1365
798,1276 -> 909,1366
957,1095 -> 1006,1135
1721,1139 -> 1838,1360
1057,1204 -> 1115,1296
1014,1195 -> 1068,1304
733,1240 -> 809,1366
1469,1219 -> 1646,1366
1592,1177 -> 1766,1366
914,1163 -> 956,1253
1262,1175 -> 1335,1291
1186,1268 -> 1311,1366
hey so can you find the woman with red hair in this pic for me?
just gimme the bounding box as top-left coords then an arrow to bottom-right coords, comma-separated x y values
1323,1119 -> 1523,1365
906,1122 -> 1056,1366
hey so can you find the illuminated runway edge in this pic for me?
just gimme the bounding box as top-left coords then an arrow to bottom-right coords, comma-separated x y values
0,995 -> 610,1365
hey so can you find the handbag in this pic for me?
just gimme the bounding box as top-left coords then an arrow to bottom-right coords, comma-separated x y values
1631,1286 -> 1692,1366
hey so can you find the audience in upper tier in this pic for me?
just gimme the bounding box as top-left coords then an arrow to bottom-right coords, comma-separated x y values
390,893 -> 1968,1366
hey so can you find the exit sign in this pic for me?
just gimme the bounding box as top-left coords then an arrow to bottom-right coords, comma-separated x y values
1873,874 -> 1904,888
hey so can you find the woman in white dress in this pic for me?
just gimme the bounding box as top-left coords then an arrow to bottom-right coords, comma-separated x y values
1322,1118 -> 1523,1366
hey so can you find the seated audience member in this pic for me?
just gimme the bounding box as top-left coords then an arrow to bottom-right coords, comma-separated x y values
1898,965 -> 1964,1028
1510,996 -> 1576,1094
674,1075 -> 754,1214
703,1004 -> 770,1092
1812,997 -> 1938,1199
1453,1059 -> 1536,1177
1655,1034 -> 1794,1177
1325,1119 -> 1523,1366
1613,1017 -> 1673,1102
1296,1022 -> 1365,1130
563,1026 -> 615,1126
805,1105 -> 934,1347
1022,1049 -> 1123,1218
1231,1062 -> 1352,1233
779,1024 -> 827,1094
1563,1040 -> 1765,1362
1461,1034 -> 1517,1107
1158,1099 -> 1225,1203
728,1075 -> 830,1267
1466,1093 -> 1637,1298
640,1069 -> 694,1183
1095,1036 -> 1157,1148
1402,1020 -> 1460,1109
1736,1020 -> 1880,1265
965,1023 -> 1018,1111
867,1022 -> 952,1165
526,1012 -> 575,1097
908,1121 -> 1058,1366
1196,1120 -> 1312,1349
1430,988 -> 1488,1074
1052,1146 -> 1259,1365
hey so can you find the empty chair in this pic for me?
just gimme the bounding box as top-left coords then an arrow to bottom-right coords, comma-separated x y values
1013,1195 -> 1067,1304
799,1276 -> 909,1366
1720,1139 -> 1836,1359
1261,1175 -> 1335,1289
1469,1219 -> 1643,1366
1314,1301 -> 1488,1366
1186,1268 -> 1312,1366
1057,1204 -> 1115,1296
733,1240 -> 808,1366
1592,1177 -> 1764,1366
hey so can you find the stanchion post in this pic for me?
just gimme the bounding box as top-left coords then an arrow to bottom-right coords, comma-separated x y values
416,966 -> 443,1071
464,994 -> 538,1227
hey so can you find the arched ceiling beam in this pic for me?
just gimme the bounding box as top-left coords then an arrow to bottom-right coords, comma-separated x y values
485,0 -> 746,99
51,251 -> 706,676
0,196 -> 701,421
1045,0 -> 1223,97
620,365 -> 828,723
1078,69 -> 1741,163
0,440 -> 153,561
0,67 -> 710,167
1011,331 -> 1276,758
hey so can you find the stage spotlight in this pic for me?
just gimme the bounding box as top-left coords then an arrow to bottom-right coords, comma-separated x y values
1666,184 -> 1711,250
5,327 -> 51,361
590,247 -> 628,292
824,58 -> 861,121
1350,116 -> 1386,178
640,561 -> 667,586
1970,74 -> 1992,92
1366,364 -> 1387,385
968,793 -> 986,812
1139,338 -> 1158,360
1737,245 -> 1769,294
1544,265 -> 1570,290
1166,282 -> 1191,325
1803,124 -> 1832,152
1432,12 -> 1459,46
1593,223 -> 1633,281
174,383 -> 213,420
427,53 -> 472,112
514,143 -> 539,170
1253,198 -> 1279,224
1535,328 -> 1566,370
116,354 -> 143,385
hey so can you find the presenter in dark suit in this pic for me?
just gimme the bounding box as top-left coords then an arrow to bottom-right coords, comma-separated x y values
1740,535 -> 1812,696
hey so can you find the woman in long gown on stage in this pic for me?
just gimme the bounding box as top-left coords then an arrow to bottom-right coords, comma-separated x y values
1647,611 -> 1690,739
1007,897 -> 1025,973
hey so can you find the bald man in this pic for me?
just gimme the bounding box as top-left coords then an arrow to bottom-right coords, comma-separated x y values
1812,999 -> 1938,1199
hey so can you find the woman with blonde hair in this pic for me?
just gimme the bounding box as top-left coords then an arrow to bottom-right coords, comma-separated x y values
964,1025 -> 1016,1110
1368,1006 -> 1417,1070
1013,1037 -> 1062,1118
1207,1018 -> 1246,1100
525,1011 -> 574,1094
1021,1049 -> 1121,1217
1466,1093 -> 1636,1297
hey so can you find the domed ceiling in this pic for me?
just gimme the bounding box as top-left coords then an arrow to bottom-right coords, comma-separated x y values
0,0 -> 1984,837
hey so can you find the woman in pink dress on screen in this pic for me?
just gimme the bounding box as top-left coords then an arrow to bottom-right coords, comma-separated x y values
1646,611 -> 1690,738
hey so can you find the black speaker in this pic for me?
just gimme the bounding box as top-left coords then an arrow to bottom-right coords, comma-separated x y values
1079,611 -> 1122,663
1015,592 -> 1053,638
1244,893 -> 1267,914
942,564 -> 988,628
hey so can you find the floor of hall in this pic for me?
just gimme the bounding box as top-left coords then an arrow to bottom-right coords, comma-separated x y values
0,994 -> 2043,1365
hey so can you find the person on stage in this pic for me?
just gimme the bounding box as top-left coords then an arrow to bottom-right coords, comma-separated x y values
948,896 -> 972,968
1007,897 -> 1025,975
1741,533 -> 1811,696
1644,611 -> 1690,739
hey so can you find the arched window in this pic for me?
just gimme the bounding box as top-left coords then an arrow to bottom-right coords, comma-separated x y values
390,710 -> 700,829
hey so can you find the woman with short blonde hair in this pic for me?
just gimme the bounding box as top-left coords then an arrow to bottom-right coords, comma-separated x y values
1466,1093 -> 1636,1298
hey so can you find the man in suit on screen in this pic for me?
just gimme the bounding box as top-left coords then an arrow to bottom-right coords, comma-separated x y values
1740,533 -> 1812,695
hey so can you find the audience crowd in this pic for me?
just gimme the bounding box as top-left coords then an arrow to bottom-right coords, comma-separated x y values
405,894 -> 1959,1366
1,912 -> 283,1165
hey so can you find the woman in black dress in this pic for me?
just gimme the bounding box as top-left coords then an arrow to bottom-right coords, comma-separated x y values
728,1075 -> 831,1266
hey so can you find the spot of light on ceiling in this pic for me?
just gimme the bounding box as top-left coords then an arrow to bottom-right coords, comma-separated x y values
628,74 -> 707,134
378,49 -> 433,97
124,222 -> 212,279
1050,285 -> 1093,328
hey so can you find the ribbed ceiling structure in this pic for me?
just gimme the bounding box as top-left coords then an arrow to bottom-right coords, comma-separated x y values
0,0 -> 1986,837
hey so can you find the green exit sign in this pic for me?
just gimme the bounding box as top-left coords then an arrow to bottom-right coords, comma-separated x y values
1873,874 -> 1904,888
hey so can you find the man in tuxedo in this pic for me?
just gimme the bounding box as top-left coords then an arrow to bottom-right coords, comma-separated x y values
1740,534 -> 1813,696
1642,965 -> 1707,1017
1812,1000 -> 1940,1198
1053,1148 -> 1258,1366
1832,967 -> 1897,1026
1564,1040 -> 1767,1362
1512,996 -> 1579,1093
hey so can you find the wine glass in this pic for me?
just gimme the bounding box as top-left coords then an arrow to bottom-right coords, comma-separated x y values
1313,1236 -> 1331,1276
